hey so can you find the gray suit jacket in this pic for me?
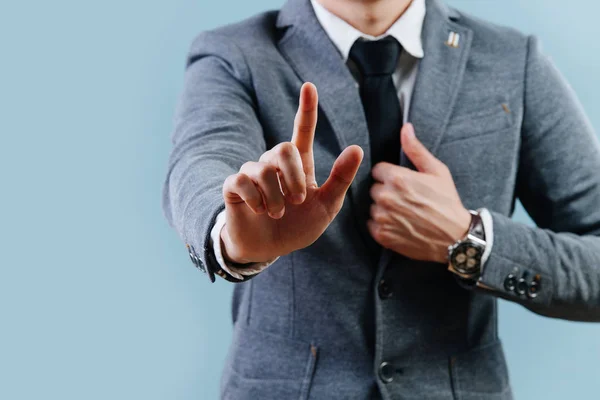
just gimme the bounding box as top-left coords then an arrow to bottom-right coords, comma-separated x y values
161,0 -> 600,398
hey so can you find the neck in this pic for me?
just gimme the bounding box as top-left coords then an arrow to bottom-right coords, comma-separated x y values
316,0 -> 414,36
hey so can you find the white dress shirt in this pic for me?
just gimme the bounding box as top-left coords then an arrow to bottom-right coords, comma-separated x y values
209,0 -> 493,280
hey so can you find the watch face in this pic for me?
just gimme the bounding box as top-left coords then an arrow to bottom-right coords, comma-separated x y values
450,242 -> 483,274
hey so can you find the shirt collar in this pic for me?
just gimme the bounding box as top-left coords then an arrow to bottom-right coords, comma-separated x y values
310,0 -> 426,60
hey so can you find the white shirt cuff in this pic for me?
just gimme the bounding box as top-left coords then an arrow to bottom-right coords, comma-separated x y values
477,207 -> 494,268
209,210 -> 280,280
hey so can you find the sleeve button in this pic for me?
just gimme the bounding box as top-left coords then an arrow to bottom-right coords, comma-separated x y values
187,244 -> 206,273
527,275 -> 541,299
504,273 -> 517,292
516,277 -> 528,296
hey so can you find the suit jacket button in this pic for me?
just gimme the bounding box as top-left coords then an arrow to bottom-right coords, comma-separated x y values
187,244 -> 206,273
378,361 -> 395,383
378,279 -> 393,299
504,273 -> 517,292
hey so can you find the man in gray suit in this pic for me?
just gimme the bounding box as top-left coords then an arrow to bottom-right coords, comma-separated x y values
162,0 -> 600,398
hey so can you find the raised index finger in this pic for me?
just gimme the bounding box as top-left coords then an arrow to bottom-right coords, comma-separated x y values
291,82 -> 318,182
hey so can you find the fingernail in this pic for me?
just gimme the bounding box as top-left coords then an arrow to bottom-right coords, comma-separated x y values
405,124 -> 415,139
292,193 -> 305,204
270,208 -> 285,219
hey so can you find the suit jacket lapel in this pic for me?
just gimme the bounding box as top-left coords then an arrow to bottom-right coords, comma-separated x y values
276,0 -> 381,261
403,0 -> 473,167
378,0 -> 474,271
276,0 -> 474,269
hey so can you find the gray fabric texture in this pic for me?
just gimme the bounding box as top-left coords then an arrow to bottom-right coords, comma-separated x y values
161,0 -> 600,398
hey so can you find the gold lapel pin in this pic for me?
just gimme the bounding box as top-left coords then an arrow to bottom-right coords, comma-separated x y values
445,31 -> 460,48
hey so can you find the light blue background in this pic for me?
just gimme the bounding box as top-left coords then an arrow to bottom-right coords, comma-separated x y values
1,0 -> 598,399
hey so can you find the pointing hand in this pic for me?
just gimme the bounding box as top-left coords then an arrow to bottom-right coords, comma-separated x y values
221,82 -> 364,263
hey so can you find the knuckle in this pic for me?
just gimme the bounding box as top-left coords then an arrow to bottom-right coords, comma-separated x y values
240,161 -> 255,173
222,176 -> 233,193
230,173 -> 247,187
224,173 -> 247,194
371,206 -> 385,223
260,148 -> 278,163
373,225 -> 388,244
369,184 -> 380,201
392,174 -> 406,188
276,142 -> 296,159
380,231 -> 393,248
378,192 -> 394,208
258,164 -> 277,181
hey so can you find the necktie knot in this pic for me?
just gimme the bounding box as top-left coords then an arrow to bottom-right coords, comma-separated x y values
348,36 -> 402,76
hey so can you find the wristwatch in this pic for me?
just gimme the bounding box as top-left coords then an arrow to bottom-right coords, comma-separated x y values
447,209 -> 487,281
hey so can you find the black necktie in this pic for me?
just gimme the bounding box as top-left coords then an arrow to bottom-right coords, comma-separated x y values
349,36 -> 403,261
349,36 -> 402,168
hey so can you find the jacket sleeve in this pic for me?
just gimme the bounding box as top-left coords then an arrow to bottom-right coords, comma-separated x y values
161,31 -> 267,281
470,34 -> 600,322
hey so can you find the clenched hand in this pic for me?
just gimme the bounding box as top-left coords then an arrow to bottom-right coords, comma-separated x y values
367,123 -> 472,264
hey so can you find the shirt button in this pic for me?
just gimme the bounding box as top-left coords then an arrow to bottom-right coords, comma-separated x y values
378,279 -> 393,299
378,361 -> 395,383
504,273 -> 517,292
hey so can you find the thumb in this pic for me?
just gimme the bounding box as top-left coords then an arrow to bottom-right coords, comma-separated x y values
318,145 -> 363,212
401,123 -> 444,175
